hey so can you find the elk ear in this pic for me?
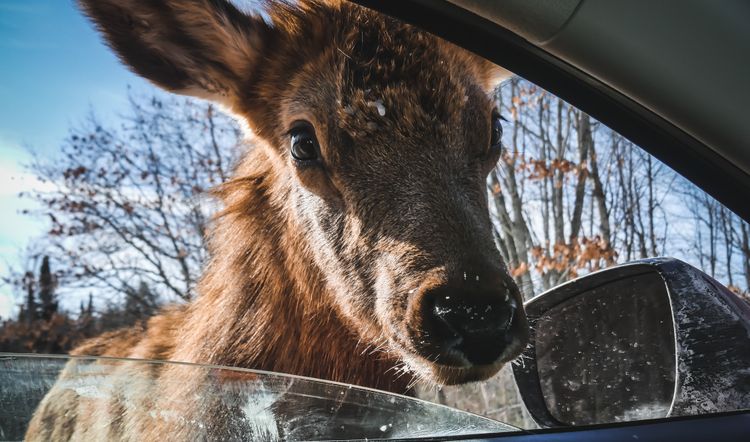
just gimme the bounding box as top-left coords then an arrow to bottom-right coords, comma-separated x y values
480,61 -> 514,93
78,0 -> 271,107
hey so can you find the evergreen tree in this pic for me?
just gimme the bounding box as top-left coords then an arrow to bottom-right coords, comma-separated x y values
125,281 -> 157,321
38,256 -> 57,321
22,271 -> 36,326
86,293 -> 94,317
78,293 -> 95,335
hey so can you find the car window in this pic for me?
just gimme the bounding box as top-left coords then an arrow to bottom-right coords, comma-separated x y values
419,76 -> 750,428
0,0 -> 747,437
0,353 -> 515,440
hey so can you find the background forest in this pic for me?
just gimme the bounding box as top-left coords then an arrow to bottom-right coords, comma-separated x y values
1,78 -> 748,426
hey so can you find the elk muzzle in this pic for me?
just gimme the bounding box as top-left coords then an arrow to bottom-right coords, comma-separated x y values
405,269 -> 526,377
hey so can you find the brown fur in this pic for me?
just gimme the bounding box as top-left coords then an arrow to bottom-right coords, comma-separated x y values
26,0 -> 528,439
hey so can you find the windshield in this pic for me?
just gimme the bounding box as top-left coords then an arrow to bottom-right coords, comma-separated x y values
0,353 -> 515,440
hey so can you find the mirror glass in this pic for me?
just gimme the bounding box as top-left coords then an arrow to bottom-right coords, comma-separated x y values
0,354 -> 514,440
534,272 -> 676,425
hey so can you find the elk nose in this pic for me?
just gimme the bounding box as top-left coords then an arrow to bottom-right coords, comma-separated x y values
426,287 -> 517,365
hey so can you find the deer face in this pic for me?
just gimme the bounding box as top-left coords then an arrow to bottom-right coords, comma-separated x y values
80,0 -> 528,385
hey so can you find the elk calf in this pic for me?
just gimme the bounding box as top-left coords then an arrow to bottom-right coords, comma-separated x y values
27,0 -> 528,439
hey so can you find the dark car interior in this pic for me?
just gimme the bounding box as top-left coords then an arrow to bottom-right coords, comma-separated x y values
355,0 -> 750,222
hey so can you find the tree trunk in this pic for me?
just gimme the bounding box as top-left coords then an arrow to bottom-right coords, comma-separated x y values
647,156 -> 658,256
589,142 -> 612,248
741,222 -> 750,291
568,111 -> 590,242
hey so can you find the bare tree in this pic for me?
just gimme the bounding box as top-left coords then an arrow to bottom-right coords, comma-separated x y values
741,222 -> 750,292
22,92 -> 244,307
491,79 -> 617,297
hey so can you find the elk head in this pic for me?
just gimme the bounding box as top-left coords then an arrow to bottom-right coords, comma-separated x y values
79,0 -> 529,385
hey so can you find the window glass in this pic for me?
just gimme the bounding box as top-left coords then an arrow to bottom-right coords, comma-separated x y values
420,76 -> 749,428
0,354 -> 514,440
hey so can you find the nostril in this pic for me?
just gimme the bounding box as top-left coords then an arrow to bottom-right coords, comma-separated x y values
429,293 -> 517,365
433,295 -> 515,335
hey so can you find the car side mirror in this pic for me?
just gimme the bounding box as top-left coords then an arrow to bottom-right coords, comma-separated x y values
512,258 -> 750,427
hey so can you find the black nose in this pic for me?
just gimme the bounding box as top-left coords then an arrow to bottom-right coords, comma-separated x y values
427,287 -> 517,365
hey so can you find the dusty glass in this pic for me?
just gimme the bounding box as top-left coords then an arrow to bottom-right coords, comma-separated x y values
534,273 -> 677,425
0,353 -> 516,441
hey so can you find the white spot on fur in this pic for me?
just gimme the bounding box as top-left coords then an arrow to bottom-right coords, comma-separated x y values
368,99 -> 386,116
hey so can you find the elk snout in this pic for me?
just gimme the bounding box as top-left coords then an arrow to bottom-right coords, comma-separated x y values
408,272 -> 525,368
430,288 -> 516,365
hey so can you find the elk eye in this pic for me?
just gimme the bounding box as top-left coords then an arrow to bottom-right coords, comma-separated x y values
490,110 -> 504,150
290,123 -> 319,162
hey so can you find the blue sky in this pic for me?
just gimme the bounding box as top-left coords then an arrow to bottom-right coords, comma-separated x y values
0,0 -> 152,318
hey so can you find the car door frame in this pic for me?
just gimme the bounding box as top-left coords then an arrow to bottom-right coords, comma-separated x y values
347,1 -> 750,440
350,0 -> 750,224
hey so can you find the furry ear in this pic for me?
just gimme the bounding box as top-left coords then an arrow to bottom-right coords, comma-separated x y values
78,0 -> 273,107
478,60 -> 514,93
486,63 -> 514,90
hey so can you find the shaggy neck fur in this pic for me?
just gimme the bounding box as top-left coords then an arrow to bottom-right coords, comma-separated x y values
170,147 -> 413,394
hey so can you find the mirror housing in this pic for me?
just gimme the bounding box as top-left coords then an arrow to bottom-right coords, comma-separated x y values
513,258 -> 750,427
